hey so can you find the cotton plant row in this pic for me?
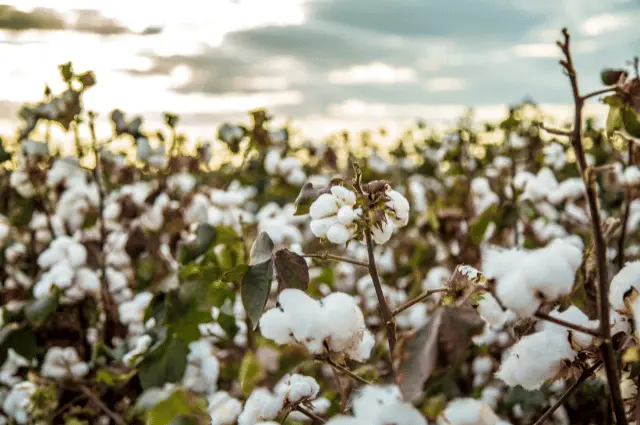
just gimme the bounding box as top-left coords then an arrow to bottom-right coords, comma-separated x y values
0,28 -> 640,425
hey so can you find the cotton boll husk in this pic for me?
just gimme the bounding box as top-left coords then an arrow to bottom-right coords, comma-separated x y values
495,271 -> 541,317
347,329 -> 375,362
437,398 -> 500,425
496,331 -> 575,390
610,311 -> 631,336
609,261 -> 640,312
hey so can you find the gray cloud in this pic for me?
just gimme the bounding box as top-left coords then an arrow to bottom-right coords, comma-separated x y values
0,5 -> 161,35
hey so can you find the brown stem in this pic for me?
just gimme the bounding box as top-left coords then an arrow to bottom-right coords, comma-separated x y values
302,253 -> 368,268
617,140 -> 635,270
581,87 -> 617,101
391,289 -> 447,317
295,406 -> 326,424
532,361 -> 602,425
324,358 -> 371,386
537,123 -> 572,137
534,311 -> 601,338
555,27 -> 627,425
79,385 -> 126,425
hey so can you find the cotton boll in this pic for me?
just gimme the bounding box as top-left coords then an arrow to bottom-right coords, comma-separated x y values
609,261 -> 640,312
75,267 -> 100,294
521,249 -> 575,300
310,194 -> 339,219
495,271 -> 541,317
386,189 -> 410,227
66,242 -> 88,268
472,356 -> 494,376
496,331 -> 575,390
351,385 -> 403,421
437,398 -> 500,425
331,186 -> 356,207
376,403 -> 428,425
348,329 -> 375,362
279,290 -> 326,354
371,220 -> 394,245
3,381 -> 36,424
275,374 -> 320,404
337,206 -> 359,225
482,247 -> 528,281
547,238 -> 583,272
259,309 -> 293,345
477,293 -> 512,327
625,166 -> 640,186
538,306 -> 598,349
287,168 -> 307,186
327,223 -> 352,244
238,388 -> 284,425
41,347 -> 89,379
264,149 -> 282,175
209,392 -> 243,425
610,311 -> 631,336
322,292 -> 366,353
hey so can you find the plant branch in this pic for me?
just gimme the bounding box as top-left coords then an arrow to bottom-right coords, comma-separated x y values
532,361 -> 602,425
581,87 -> 617,101
296,406 -> 326,424
537,123 -> 572,137
78,384 -> 126,425
534,311 -> 601,338
556,27 -> 627,425
391,289 -> 447,317
617,139 -> 635,270
323,358 -> 371,386
302,253 -> 368,268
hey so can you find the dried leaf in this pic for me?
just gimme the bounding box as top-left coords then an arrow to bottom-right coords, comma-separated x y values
241,232 -> 275,329
274,249 -> 309,293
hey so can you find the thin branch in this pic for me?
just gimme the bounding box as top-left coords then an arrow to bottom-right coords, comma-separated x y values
324,358 -> 371,386
78,385 -> 126,425
532,361 -> 602,425
556,27 -> 627,425
391,289 -> 446,317
534,311 -> 602,338
537,123 -> 572,137
581,87 -> 617,102
302,253 -> 368,268
295,406 -> 326,424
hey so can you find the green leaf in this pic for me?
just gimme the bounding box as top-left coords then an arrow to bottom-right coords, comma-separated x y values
25,290 -> 60,327
273,249 -> 309,294
179,223 -> 217,264
221,264 -> 249,284
622,106 -> 640,138
469,204 -> 499,245
145,389 -> 191,425
241,260 -> 273,330
606,106 -> 623,135
600,69 -> 627,86
239,351 -> 264,397
248,232 -> 274,266
0,324 -> 38,363
9,196 -> 35,227
95,367 -> 136,387
138,335 -> 188,390
0,137 -> 10,163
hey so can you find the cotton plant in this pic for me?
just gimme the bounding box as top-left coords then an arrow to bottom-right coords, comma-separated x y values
264,148 -> 307,186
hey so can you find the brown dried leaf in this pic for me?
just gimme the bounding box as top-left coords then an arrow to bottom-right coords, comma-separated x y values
273,249 -> 309,294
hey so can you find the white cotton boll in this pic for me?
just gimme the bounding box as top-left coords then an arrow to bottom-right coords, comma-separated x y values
472,356 -> 494,376
310,216 -> 340,239
371,220 -> 394,245
324,417 -> 365,425
496,331 -> 575,390
141,207 -> 164,232
538,306 -> 598,349
287,168 -> 307,186
331,186 -> 357,207
279,290 -> 326,353
495,271 -> 541,317
376,403 -> 428,425
437,398 -> 500,425
106,268 -> 128,293
481,386 -> 502,410
309,194 -> 339,219
3,381 -> 36,425
264,149 -> 282,175
327,223 -> 352,244
625,166 -> 640,186
521,249 -> 575,300
547,238 -> 583,272
477,293 -> 512,327
75,268 -> 100,294
259,309 -> 293,345
609,261 -> 640,312
66,242 -> 88,268
482,246 -> 528,281
122,334 -> 153,366
185,193 -> 210,224
610,311 -> 631,336
321,292 -> 365,352
337,206 -> 359,225
279,157 -> 302,175
208,392 -> 243,425
351,385 -> 403,421
386,189 -> 410,227
41,347 -> 89,379
288,398 -> 331,422
348,329 -> 375,362
118,292 -> 153,325
275,374 -> 319,404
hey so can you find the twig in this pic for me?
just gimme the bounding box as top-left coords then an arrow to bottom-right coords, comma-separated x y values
352,164 -> 397,373
534,311 -> 601,338
618,139 -> 635,270
79,385 -> 126,425
581,87 -> 617,101
295,406 -> 326,424
302,253 -> 368,268
532,361 -> 602,425
324,358 -> 371,386
537,123 -> 572,137
555,27 -> 627,425
392,289 -> 446,317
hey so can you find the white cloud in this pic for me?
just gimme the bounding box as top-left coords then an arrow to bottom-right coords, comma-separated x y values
581,13 -> 633,36
328,62 -> 416,85
425,77 -> 466,92
512,43 -> 559,58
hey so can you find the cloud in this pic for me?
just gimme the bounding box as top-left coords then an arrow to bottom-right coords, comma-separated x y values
328,63 -> 416,85
425,78 -> 466,93
0,5 -> 160,35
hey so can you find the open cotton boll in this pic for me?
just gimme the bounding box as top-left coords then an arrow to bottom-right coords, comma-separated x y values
331,186 -> 357,207
238,388 -> 285,425
279,290 -> 326,354
495,271 -> 541,317
437,398 -> 501,425
477,293 -> 514,327
322,292 -> 366,353
376,403 -> 428,425
520,248 -> 575,300
482,247 -> 528,281
537,306 -> 598,349
496,331 -> 575,390
625,166 -> 640,186
326,223 -> 353,244
3,380 -> 36,424
208,392 -> 243,425
41,347 -> 89,379
351,385 -> 403,421
310,194 -> 339,220
274,374 -> 320,404
337,206 -> 360,225
609,261 -> 640,312
347,329 -> 375,362
371,220 -> 395,245
385,189 -> 410,227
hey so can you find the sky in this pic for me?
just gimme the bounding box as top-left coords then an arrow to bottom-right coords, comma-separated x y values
0,0 -> 639,140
